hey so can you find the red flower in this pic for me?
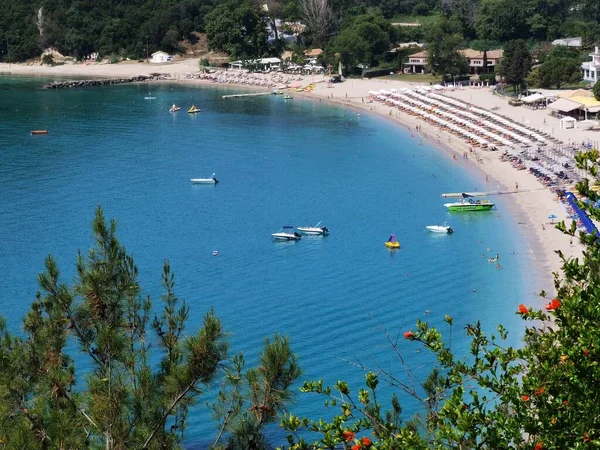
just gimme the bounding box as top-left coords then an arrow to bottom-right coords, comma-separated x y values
521,395 -> 530,401
342,431 -> 355,442
352,446 -> 360,450
584,432 -> 590,443
404,330 -> 414,339
361,437 -> 372,447
534,442 -> 544,450
563,400 -> 569,405
534,386 -> 545,396
545,299 -> 561,311
517,304 -> 528,314
584,349 -> 589,357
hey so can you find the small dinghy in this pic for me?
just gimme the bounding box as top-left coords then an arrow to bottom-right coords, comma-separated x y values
169,104 -> 181,112
426,223 -> 454,234
191,173 -> 218,184
297,221 -> 329,235
272,226 -> 302,241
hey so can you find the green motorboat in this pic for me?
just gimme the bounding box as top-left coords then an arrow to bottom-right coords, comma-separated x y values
442,192 -> 495,211
444,199 -> 494,211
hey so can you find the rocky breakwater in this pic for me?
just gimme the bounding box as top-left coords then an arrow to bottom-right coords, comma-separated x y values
43,73 -> 171,89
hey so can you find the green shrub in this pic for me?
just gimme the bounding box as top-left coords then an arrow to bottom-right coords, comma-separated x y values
411,2 -> 430,16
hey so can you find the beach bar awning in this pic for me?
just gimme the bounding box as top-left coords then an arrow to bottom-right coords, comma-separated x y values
548,98 -> 583,113
521,93 -> 544,103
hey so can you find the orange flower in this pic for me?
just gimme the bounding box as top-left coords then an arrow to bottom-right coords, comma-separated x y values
404,331 -> 414,339
361,437 -> 372,447
560,355 -> 568,363
342,431 -> 355,442
584,432 -> 590,443
352,446 -> 360,450
534,386 -> 545,396
521,395 -> 530,401
517,304 -> 528,314
545,299 -> 561,311
534,442 -> 544,450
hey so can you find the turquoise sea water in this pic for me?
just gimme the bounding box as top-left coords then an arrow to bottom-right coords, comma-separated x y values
0,77 -> 532,446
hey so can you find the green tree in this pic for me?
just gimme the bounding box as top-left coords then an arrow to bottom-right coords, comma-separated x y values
475,0 -> 528,41
497,39 -> 532,94
538,46 -> 582,89
424,16 -> 469,79
0,208 -> 303,449
593,81 -> 600,101
332,12 -> 395,71
205,0 -> 269,59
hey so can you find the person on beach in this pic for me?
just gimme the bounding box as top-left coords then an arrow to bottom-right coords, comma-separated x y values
485,175 -> 489,182
542,224 -> 545,230
515,182 -> 519,190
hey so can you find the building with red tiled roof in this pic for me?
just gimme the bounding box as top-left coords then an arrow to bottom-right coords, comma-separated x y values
403,49 -> 504,74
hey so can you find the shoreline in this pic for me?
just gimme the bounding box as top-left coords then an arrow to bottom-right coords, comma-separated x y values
2,59 -> 584,298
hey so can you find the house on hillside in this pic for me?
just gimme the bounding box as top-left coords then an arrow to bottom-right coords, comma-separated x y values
582,46 -> 600,84
151,51 -> 171,63
404,49 -> 503,74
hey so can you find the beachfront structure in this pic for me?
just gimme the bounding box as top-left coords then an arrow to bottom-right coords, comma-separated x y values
404,49 -> 503,74
151,51 -> 171,63
582,47 -> 600,84
229,57 -> 281,71
549,95 -> 600,120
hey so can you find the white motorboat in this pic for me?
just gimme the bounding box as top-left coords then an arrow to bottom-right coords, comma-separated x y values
297,221 -> 329,235
191,173 -> 218,184
426,223 -> 454,234
272,226 -> 302,241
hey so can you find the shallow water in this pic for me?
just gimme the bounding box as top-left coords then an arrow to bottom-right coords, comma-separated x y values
0,77 -> 531,446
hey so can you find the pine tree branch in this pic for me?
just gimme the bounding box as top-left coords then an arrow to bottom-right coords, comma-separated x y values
141,379 -> 197,449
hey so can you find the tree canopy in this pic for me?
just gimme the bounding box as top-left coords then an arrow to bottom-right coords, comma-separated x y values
205,0 -> 269,59
498,39 -> 532,94
0,207 -> 301,449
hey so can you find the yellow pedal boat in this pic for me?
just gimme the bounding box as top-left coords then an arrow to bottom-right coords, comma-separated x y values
385,233 -> 400,249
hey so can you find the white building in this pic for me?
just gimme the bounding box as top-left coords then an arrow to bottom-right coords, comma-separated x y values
151,51 -> 171,63
552,37 -> 581,47
582,47 -> 600,84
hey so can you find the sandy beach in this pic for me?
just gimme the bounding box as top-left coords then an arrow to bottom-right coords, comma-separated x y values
1,58 -> 586,296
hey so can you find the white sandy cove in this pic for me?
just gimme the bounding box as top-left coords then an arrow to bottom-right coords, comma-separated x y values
1,58 -> 587,298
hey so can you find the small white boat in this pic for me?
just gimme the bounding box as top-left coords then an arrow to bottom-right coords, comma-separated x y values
169,104 -> 180,112
272,226 -> 302,241
426,223 -> 454,234
191,173 -> 218,184
144,92 -> 156,100
212,250 -> 219,256
297,221 -> 329,235
283,94 -> 293,100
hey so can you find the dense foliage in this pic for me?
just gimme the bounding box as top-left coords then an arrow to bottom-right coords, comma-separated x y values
0,207 -> 301,449
2,0 -> 600,70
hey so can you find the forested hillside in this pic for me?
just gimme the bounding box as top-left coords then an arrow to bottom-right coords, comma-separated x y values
0,0 -> 217,61
1,0 -> 600,64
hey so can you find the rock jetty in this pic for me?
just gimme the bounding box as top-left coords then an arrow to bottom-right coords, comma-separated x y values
43,73 -> 170,89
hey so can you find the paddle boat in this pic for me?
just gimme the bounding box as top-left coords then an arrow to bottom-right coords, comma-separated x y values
426,223 -> 454,234
190,173 -> 218,184
442,192 -> 494,211
384,233 -> 400,249
188,105 -> 201,113
283,94 -> 293,100
169,104 -> 181,112
272,226 -> 302,241
297,221 -> 329,235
